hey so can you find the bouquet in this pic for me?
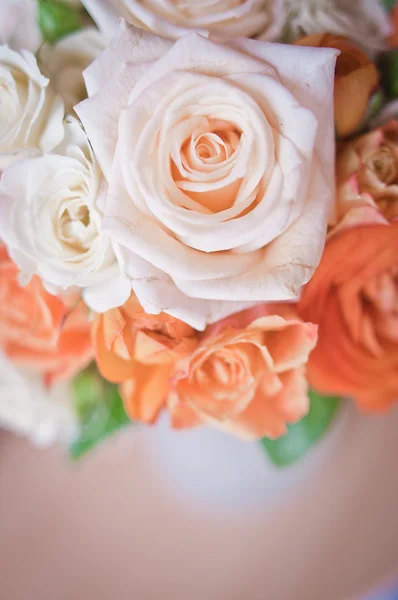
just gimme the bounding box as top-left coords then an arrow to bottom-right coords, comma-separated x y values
0,0 -> 397,466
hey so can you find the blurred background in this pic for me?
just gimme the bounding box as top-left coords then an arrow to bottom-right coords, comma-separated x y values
1,403 -> 398,600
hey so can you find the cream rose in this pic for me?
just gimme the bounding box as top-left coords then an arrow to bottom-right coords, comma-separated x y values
82,0 -> 283,41
39,28 -> 108,114
0,119 -> 130,312
0,0 -> 41,52
0,46 -> 64,170
77,24 -> 337,329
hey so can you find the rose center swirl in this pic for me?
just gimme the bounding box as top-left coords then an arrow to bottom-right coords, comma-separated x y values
58,199 -> 95,253
369,145 -> 397,184
171,118 -> 243,213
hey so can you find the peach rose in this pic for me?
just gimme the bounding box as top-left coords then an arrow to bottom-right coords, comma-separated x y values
93,294 -> 198,423
0,246 -> 93,384
167,306 -> 317,440
336,120 -> 398,221
296,34 -> 379,138
298,208 -> 398,411
283,0 -> 391,55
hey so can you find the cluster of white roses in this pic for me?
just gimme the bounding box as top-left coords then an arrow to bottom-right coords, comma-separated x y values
0,0 -> 391,325
0,0 -> 390,442
2,0 -> 391,51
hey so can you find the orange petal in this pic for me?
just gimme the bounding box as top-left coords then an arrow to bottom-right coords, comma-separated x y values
102,307 -> 125,350
334,64 -> 379,137
388,6 -> 398,48
120,363 -> 170,423
93,316 -> 134,383
219,368 -> 309,440
133,330 -> 169,362
266,322 -> 318,373
168,392 -> 203,429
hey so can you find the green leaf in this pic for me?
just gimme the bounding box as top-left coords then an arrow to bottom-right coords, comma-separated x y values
378,50 -> 398,100
367,90 -> 385,118
261,391 -> 342,468
69,366 -> 131,460
383,0 -> 396,11
38,0 -> 82,44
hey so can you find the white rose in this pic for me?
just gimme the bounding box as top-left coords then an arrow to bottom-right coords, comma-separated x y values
77,24 -> 338,330
0,119 -> 131,312
0,351 -> 77,447
0,46 -> 65,171
0,0 -> 41,53
82,0 -> 284,41
283,0 -> 391,54
39,28 -> 108,114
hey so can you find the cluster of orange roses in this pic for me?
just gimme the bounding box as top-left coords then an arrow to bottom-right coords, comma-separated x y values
1,31 -> 397,441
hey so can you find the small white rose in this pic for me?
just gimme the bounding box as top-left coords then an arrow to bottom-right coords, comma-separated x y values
82,0 -> 284,41
0,0 -> 41,53
0,350 -> 77,447
39,28 -> 108,114
283,0 -> 391,54
0,118 -> 131,313
76,24 -> 338,330
0,45 -> 65,170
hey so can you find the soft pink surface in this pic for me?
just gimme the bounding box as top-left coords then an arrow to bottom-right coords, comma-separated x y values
1,407 -> 398,600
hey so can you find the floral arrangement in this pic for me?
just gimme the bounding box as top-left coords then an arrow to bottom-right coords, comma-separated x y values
0,0 -> 397,465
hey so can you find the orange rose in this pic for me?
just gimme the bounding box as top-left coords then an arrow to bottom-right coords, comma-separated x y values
168,306 -> 317,440
0,246 -> 93,383
296,34 -> 379,138
298,208 -> 398,411
93,294 -> 198,423
388,5 -> 398,48
336,120 -> 398,221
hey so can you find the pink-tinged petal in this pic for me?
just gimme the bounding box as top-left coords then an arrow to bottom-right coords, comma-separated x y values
330,206 -> 389,237
202,304 -> 269,339
362,129 -> 385,156
348,175 -> 359,195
